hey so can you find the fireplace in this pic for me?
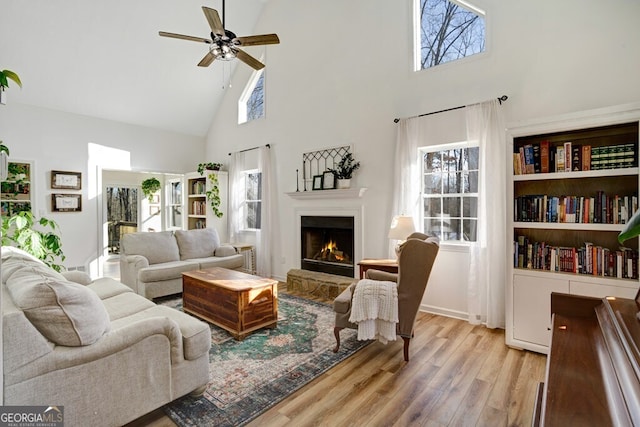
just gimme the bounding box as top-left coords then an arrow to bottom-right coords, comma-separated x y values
301,215 -> 354,277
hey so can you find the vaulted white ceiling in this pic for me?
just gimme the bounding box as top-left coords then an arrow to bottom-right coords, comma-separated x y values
0,0 -> 269,137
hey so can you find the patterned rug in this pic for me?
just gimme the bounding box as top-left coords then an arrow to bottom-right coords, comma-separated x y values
161,293 -> 370,427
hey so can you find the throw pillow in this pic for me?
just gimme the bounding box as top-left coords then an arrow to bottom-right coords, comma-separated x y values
6,265 -> 111,346
174,228 -> 220,260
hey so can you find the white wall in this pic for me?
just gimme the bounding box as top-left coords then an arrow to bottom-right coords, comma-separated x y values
204,0 -> 640,319
0,103 -> 205,272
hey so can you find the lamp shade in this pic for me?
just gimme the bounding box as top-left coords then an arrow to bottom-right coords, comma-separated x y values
388,215 -> 416,240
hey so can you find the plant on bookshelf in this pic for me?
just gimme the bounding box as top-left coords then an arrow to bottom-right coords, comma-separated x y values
205,173 -> 223,218
619,208 -> 640,244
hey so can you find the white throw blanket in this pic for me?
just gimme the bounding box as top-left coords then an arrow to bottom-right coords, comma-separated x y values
348,279 -> 399,344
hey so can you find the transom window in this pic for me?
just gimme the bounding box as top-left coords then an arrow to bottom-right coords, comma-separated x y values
242,171 -> 262,230
415,0 -> 486,70
421,143 -> 478,242
238,71 -> 265,124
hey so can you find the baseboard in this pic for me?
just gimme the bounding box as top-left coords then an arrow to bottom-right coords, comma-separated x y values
420,304 -> 469,321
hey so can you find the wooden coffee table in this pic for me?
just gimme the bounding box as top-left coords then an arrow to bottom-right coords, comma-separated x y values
182,267 -> 278,340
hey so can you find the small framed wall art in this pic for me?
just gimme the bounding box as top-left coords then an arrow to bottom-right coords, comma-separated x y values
312,175 -> 323,190
322,171 -> 336,190
51,170 -> 82,190
52,193 -> 82,212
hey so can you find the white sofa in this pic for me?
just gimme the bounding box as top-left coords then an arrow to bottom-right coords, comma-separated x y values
119,228 -> 244,299
2,247 -> 211,427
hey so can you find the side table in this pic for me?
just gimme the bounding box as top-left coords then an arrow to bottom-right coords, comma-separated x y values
357,259 -> 398,279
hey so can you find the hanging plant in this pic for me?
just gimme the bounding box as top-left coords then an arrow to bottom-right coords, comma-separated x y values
141,177 -> 161,201
206,173 -> 223,218
197,162 -> 223,175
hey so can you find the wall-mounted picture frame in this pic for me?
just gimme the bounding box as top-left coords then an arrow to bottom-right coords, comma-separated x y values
312,175 -> 323,190
52,193 -> 82,212
322,171 -> 336,190
51,170 -> 82,190
149,206 -> 160,216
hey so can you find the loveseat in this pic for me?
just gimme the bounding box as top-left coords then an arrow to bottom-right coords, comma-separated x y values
2,247 -> 211,427
120,228 -> 244,299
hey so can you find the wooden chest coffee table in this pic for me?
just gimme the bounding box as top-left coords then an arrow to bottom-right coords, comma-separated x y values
182,267 -> 278,340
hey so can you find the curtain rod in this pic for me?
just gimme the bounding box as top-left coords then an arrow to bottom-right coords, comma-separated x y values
393,95 -> 508,123
228,144 -> 271,156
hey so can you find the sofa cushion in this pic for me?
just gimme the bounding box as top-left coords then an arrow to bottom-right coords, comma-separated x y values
121,231 -> 180,265
174,228 -> 221,260
87,277 -> 134,299
101,292 -> 156,321
6,265 -> 111,346
138,260 -> 200,283
196,254 -> 244,270
214,244 -> 238,257
1,246 -> 66,284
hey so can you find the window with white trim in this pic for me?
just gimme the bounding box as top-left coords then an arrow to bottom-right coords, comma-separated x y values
415,0 -> 485,71
421,143 -> 478,242
238,70 -> 265,124
242,170 -> 262,230
166,179 -> 182,229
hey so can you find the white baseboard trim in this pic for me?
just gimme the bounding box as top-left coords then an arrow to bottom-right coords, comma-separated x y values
420,304 -> 469,322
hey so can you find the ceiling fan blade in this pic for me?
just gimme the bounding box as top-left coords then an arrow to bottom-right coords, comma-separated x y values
159,31 -> 211,44
234,48 -> 265,70
198,51 -> 216,67
234,34 -> 280,47
202,7 -> 225,36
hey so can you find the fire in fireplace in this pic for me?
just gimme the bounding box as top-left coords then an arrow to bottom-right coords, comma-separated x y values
301,215 -> 354,277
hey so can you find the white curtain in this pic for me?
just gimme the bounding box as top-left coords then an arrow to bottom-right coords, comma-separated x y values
466,100 -> 507,328
256,146 -> 272,278
228,152 -> 245,245
390,118 -> 423,257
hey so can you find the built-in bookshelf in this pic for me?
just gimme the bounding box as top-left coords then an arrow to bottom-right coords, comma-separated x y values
184,171 -> 228,239
1,160 -> 33,216
507,116 -> 640,354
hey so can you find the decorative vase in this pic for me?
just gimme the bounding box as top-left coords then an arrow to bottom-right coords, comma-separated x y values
336,178 -> 351,189
0,88 -> 6,105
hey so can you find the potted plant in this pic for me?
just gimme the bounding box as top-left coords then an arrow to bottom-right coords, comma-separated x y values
197,162 -> 223,175
618,209 -> 640,244
328,153 -> 361,189
0,69 -> 22,105
1,211 -> 66,272
141,177 -> 161,201
206,173 -> 223,218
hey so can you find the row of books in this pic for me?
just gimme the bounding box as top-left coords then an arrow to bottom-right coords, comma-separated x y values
190,180 -> 206,195
513,140 -> 637,175
192,219 -> 207,229
514,193 -> 638,224
190,200 -> 207,215
513,237 -> 638,279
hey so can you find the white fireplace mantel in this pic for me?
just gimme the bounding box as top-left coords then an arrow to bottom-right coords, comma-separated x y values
286,187 -> 367,200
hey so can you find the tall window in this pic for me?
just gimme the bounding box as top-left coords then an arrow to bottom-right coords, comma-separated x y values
421,143 -> 478,242
238,71 -> 265,124
166,180 -> 182,229
416,0 -> 485,70
242,171 -> 262,230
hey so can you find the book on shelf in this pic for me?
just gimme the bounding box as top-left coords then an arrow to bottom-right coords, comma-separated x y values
563,142 -> 572,172
582,145 -> 591,170
572,145 -> 582,171
540,140 -> 550,173
556,147 -> 565,172
533,143 -> 541,173
524,144 -> 535,174
513,153 -> 522,175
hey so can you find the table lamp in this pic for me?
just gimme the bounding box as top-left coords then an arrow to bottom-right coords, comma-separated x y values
388,215 -> 416,257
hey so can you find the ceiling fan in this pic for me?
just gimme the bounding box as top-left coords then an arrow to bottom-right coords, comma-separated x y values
159,1 -> 280,70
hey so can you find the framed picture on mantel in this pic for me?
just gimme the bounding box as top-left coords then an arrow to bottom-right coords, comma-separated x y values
312,175 -> 323,190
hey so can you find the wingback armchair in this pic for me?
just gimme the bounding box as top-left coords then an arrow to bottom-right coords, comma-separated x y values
332,232 -> 440,361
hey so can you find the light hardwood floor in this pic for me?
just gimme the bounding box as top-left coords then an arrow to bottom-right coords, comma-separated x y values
127,290 -> 547,427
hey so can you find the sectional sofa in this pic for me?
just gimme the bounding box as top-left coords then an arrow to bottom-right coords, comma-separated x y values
1,247 -> 211,426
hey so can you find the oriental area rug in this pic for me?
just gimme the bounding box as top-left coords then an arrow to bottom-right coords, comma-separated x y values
160,293 -> 370,427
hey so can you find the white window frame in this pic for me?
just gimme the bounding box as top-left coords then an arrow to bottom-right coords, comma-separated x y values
165,178 -> 182,230
238,68 -> 265,124
240,169 -> 262,231
420,141 -> 479,244
413,0 -> 487,72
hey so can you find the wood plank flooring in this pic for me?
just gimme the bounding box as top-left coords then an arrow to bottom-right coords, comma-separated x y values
126,290 -> 546,427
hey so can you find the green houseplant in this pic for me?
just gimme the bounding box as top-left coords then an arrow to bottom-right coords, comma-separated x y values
1,211 -> 66,272
141,177 -> 161,201
328,153 -> 361,189
197,162 -> 223,175
205,173 -> 223,218
0,69 -> 22,104
618,209 -> 640,244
